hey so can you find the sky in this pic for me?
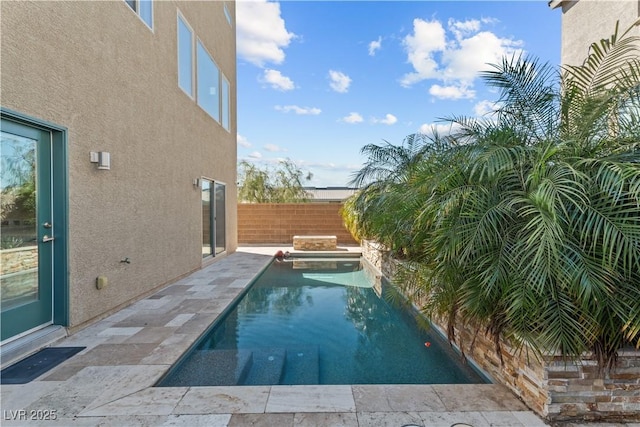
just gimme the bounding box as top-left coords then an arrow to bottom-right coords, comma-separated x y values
235,1 -> 562,187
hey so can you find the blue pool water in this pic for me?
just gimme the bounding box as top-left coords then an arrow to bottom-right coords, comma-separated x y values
157,257 -> 486,386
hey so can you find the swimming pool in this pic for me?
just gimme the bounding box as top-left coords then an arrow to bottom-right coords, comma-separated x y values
157,255 -> 486,386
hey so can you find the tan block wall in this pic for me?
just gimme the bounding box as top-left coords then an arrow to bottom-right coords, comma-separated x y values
1,1 -> 237,330
362,240 -> 640,423
237,203 -> 358,246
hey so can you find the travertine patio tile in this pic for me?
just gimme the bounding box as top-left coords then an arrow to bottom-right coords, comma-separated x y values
79,387 -> 188,416
40,363 -> 86,381
432,384 -> 528,411
228,413 -> 295,426
512,410 -> 548,426
125,327 -> 178,344
164,313 -> 195,327
98,327 -> 144,336
85,365 -> 169,410
114,311 -> 180,328
66,343 -> 160,366
0,381 -> 63,414
356,410 -> 424,427
140,333 -> 197,365
167,299 -> 213,313
174,313 -> 218,335
173,386 -> 270,414
208,277 -> 235,286
133,296 -> 174,310
160,414 -> 232,426
229,278 -> 250,288
353,385 -> 445,412
102,307 -> 138,323
155,284 -> 194,296
294,412 -> 359,426
266,385 -> 355,413
481,410 -> 534,426
417,411 -> 490,427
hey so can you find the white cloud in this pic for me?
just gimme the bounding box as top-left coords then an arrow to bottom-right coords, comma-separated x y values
328,70 -> 352,93
248,151 -> 263,159
237,134 -> 252,148
400,19 -> 447,87
418,122 -> 461,137
473,99 -> 499,116
264,144 -> 287,152
275,105 -> 322,115
441,31 -> 523,81
340,112 -> 364,124
448,18 -> 481,41
368,36 -> 382,56
400,17 -> 523,100
236,0 -> 295,67
429,84 -> 476,100
372,113 -> 398,125
261,69 -> 295,91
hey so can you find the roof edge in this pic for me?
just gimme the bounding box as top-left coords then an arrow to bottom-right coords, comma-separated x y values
548,0 -> 564,10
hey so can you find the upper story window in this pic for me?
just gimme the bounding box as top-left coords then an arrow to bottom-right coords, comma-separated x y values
221,75 -> 230,131
177,15 -> 194,97
224,3 -> 232,26
177,10 -> 231,133
197,41 -> 220,122
125,0 -> 153,29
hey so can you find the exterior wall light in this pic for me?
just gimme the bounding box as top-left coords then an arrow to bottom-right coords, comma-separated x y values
90,151 -> 111,170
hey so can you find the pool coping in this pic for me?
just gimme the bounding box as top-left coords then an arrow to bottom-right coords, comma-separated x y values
0,246 -> 549,426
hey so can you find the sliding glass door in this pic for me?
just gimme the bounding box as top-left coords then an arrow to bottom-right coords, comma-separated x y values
201,179 -> 225,258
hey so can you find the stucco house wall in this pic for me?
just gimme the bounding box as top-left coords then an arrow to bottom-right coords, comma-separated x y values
553,0 -> 640,66
1,1 -> 237,334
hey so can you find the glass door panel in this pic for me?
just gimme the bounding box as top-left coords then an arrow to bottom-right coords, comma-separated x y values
1,120 -> 53,341
201,180 -> 212,258
214,182 -> 225,255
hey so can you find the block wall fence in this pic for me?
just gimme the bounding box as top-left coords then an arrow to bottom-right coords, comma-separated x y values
361,240 -> 640,423
237,203 -> 358,246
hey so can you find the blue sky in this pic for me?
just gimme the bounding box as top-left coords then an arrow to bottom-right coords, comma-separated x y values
236,1 -> 562,186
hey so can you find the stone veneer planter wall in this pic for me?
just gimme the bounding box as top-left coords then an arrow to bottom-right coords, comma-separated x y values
1,246 -> 38,275
361,240 -> 640,423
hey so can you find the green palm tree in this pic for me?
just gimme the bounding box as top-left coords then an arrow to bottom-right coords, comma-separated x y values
344,22 -> 640,372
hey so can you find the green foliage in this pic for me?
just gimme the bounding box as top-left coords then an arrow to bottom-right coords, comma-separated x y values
343,23 -> 640,373
237,158 -> 312,203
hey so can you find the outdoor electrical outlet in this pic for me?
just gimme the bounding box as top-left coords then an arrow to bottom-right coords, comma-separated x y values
96,276 -> 108,290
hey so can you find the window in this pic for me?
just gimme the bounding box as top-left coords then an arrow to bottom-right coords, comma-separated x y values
124,0 -> 153,29
177,11 -> 232,128
224,3 -> 232,26
177,15 -> 193,97
197,41 -> 220,122
221,75 -> 230,131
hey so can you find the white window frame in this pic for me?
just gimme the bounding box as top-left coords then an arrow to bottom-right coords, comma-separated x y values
196,39 -> 221,123
223,3 -> 232,27
177,12 -> 195,98
221,74 -> 231,132
124,0 -> 153,30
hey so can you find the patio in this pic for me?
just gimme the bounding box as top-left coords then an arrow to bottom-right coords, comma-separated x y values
1,247 -> 555,426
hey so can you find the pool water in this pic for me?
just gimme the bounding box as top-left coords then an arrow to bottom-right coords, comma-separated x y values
157,257 -> 486,386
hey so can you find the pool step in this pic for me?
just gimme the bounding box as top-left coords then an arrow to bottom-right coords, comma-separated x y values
241,348 -> 286,385
282,346 -> 320,385
160,349 -> 252,386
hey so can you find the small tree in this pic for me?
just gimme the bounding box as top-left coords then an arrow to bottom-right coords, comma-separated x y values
238,158 -> 312,203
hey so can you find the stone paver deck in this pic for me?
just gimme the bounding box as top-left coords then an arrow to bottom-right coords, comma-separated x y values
0,247 -> 594,426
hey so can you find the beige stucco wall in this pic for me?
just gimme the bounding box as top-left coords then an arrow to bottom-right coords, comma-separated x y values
1,1 -> 237,330
559,0 -> 640,66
